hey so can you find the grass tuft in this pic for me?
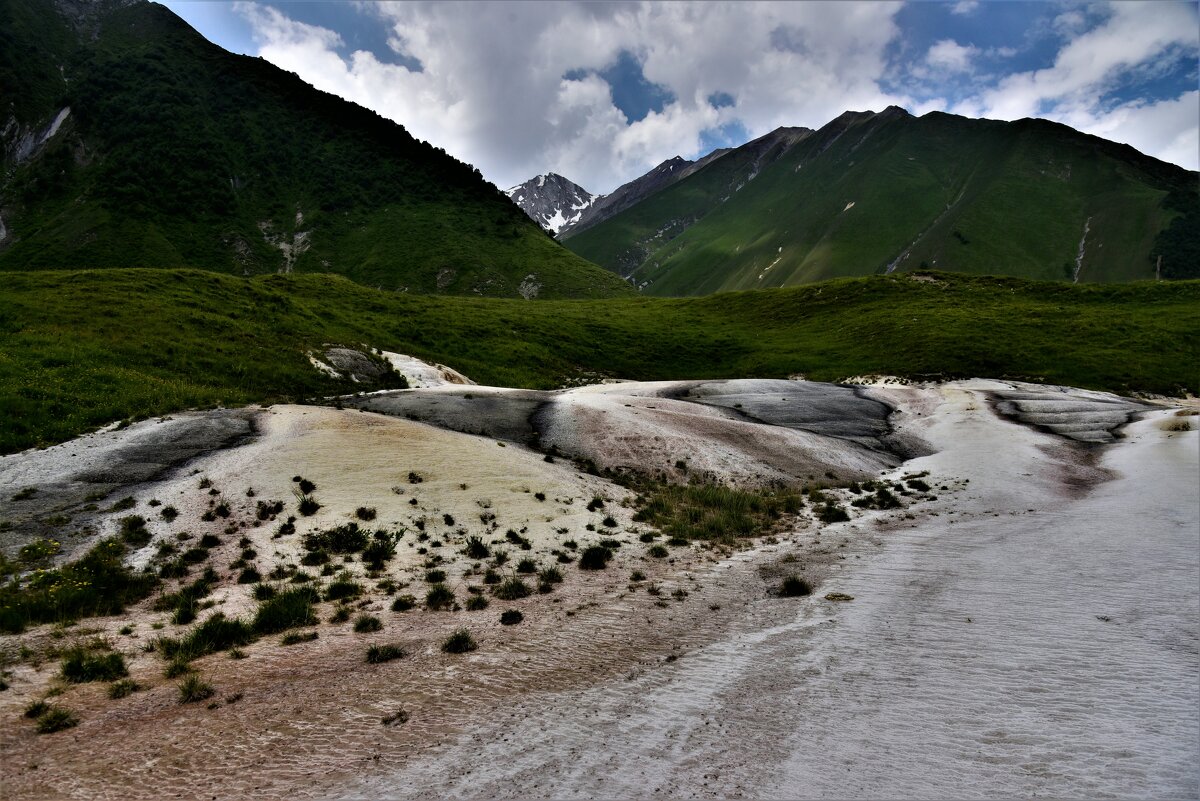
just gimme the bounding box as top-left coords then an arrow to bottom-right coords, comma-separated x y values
107,679 -> 141,699
441,629 -> 477,653
35,707 -> 79,734
578,545 -> 613,570
353,614 -> 383,633
61,648 -> 127,683
492,577 -> 531,600
178,674 -> 215,704
778,575 -> 812,597
252,587 -> 318,633
366,644 -> 405,664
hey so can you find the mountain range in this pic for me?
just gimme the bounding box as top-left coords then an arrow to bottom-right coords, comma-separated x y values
511,108 -> 1198,295
2,0 -> 1195,303
0,0 -> 630,299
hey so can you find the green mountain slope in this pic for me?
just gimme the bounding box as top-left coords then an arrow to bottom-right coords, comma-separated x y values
2,268 -> 1196,453
0,0 -> 630,299
563,107 -> 1198,295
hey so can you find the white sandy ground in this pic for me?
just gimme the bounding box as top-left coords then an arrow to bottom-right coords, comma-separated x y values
333,382 -> 1199,800
0,380 -> 1194,799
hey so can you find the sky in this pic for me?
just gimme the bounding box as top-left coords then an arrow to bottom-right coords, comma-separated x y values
163,0 -> 1199,194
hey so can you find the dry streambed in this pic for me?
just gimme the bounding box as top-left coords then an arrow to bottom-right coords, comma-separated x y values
0,376 -> 1192,800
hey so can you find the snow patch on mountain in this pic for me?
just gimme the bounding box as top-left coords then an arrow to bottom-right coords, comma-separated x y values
505,173 -> 596,234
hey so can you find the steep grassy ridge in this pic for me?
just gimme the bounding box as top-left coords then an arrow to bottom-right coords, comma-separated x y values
0,0 -> 629,299
2,269 -> 1196,453
564,108 -> 1198,294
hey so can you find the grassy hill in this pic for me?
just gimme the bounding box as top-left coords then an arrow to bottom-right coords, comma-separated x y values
0,0 -> 629,299
563,107 -> 1199,295
2,268 -> 1196,453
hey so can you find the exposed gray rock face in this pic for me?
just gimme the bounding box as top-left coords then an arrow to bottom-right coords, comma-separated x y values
988,383 -> 1151,442
322,347 -> 391,382
504,173 -> 595,234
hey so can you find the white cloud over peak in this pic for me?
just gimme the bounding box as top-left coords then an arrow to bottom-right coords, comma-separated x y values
946,3 -> 1199,169
957,3 -> 1198,121
237,0 -> 905,193
233,0 -> 1198,188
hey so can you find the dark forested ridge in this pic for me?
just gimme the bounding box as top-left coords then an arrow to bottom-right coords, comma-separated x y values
0,0 -> 631,298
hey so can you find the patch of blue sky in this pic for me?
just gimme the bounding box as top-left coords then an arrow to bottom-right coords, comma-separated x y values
1095,52 -> 1199,110
564,50 -> 674,123
162,1 -> 421,71
880,1 -> 1079,104
708,92 -> 736,109
162,1 -> 257,56
273,2 -> 422,71
697,120 -> 750,156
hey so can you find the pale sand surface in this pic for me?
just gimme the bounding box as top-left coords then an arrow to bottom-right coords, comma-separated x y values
0,379 -> 1194,800
337,384 -> 1198,800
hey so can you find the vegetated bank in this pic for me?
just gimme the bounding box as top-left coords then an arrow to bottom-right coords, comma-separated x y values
1,268 -> 1197,453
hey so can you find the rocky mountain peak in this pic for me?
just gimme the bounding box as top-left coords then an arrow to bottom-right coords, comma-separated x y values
505,173 -> 596,234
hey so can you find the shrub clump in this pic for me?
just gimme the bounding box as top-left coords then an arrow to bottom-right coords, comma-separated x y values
107,679 -> 141,699
816,503 -> 850,523
252,586 -> 318,633
778,575 -> 812,597
323,576 -> 364,602
0,539 -> 159,634
119,516 -> 151,547
35,706 -> 79,734
61,648 -> 128,683
578,545 -> 613,570
499,610 -> 524,625
441,629 -> 477,653
463,536 -> 490,559
295,493 -> 321,516
425,584 -> 455,610
366,644 -> 405,664
304,523 -> 369,554
362,534 -> 397,570
465,594 -> 489,611
158,612 -> 255,662
493,577 -> 531,600
391,594 -> 417,612
353,614 -> 383,633
178,673 -> 215,703
633,483 -> 803,544
281,631 -> 318,645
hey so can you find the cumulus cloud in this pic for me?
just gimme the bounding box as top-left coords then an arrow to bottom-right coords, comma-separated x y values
948,2 -> 1200,168
955,3 -> 1198,120
926,40 -> 978,73
237,0 -> 904,193
235,0 -> 1198,190
950,1 -> 980,16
